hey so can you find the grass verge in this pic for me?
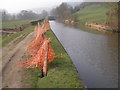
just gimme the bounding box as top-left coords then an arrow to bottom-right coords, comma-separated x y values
22,29 -> 84,88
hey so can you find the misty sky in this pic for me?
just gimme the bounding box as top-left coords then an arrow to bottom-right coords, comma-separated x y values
0,0 -> 83,13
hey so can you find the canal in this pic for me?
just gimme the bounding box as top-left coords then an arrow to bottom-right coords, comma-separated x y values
49,21 -> 118,88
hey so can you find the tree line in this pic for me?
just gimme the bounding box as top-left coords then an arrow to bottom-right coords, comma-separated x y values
50,3 -> 79,21
50,2 -> 119,31
50,2 -> 107,21
106,2 -> 118,30
1,9 -> 48,21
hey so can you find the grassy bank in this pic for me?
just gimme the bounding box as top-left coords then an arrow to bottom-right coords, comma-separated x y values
73,5 -> 109,24
1,20 -> 35,47
2,26 -> 34,46
22,29 -> 84,88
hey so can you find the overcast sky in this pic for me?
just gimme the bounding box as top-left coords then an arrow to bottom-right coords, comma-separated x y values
0,0 -> 118,13
0,0 -> 83,13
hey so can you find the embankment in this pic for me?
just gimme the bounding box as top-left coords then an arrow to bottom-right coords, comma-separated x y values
72,4 -> 118,33
22,29 -> 85,88
85,22 -> 118,32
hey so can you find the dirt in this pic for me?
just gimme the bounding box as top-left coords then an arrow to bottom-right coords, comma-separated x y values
2,32 -> 34,88
85,22 -> 111,31
1,24 -> 31,36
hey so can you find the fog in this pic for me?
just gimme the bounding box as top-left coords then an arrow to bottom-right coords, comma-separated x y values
0,0 -> 83,14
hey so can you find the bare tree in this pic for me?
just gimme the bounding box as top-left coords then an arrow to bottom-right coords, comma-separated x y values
1,10 -> 10,21
106,2 -> 118,31
51,3 -> 73,20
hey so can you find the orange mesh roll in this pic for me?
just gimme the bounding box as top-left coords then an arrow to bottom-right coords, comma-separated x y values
26,34 -> 44,57
26,22 -> 44,57
18,19 -> 58,72
42,19 -> 50,32
18,38 -> 56,69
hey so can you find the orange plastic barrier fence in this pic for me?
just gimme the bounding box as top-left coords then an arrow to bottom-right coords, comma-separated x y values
18,38 -> 56,69
26,21 -> 50,57
18,19 -> 57,76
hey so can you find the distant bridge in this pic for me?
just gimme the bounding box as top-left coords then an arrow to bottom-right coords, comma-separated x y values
30,16 -> 57,25
48,16 -> 57,21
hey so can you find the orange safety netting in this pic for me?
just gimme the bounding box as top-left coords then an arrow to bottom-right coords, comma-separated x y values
34,26 -> 38,37
42,19 -> 51,32
26,34 -> 44,57
18,19 -> 57,70
18,38 -> 56,69
26,22 -> 45,57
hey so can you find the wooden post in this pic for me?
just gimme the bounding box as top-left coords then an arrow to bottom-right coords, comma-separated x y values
42,43 -> 48,77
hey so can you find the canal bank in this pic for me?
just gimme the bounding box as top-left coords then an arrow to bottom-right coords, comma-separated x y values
50,26 -> 87,88
22,27 -> 85,88
50,21 -> 118,88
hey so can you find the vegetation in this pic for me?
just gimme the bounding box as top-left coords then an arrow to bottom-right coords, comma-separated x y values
51,2 -> 119,32
2,26 -> 34,46
1,9 -> 48,21
2,20 -> 32,29
72,2 -> 118,31
22,30 -> 84,88
72,5 -> 109,24
51,3 -> 73,20
106,2 -> 118,30
51,2 -> 107,22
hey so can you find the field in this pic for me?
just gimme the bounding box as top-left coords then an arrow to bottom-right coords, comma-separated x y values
73,5 -> 109,24
2,26 -> 34,46
1,20 -> 33,29
2,20 -> 34,46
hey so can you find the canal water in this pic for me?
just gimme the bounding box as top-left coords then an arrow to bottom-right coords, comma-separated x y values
49,21 -> 118,88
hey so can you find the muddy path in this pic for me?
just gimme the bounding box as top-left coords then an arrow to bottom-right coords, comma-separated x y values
2,32 -> 34,88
